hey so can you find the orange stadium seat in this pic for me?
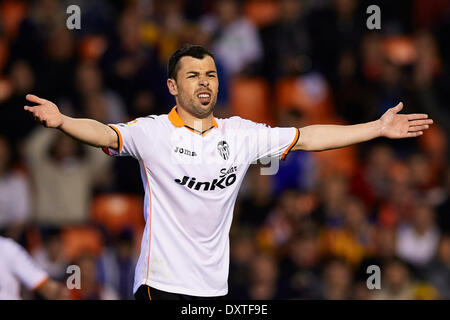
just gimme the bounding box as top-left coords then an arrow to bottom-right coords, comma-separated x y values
244,0 -> 280,28
229,77 -> 274,126
275,75 -> 335,123
90,193 -> 145,235
61,226 -> 104,261
275,76 -> 358,176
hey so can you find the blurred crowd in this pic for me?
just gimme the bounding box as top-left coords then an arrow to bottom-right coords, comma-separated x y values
0,0 -> 449,300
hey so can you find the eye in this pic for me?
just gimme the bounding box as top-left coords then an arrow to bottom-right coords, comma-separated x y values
187,75 -> 196,78
208,74 -> 216,78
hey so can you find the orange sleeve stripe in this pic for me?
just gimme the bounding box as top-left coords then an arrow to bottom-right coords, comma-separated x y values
281,128 -> 300,161
109,125 -> 123,153
32,275 -> 49,291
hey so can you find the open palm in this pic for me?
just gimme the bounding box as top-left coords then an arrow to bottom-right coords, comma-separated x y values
379,102 -> 433,139
23,94 -> 64,128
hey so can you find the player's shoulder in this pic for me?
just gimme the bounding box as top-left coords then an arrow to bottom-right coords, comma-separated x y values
129,114 -> 164,124
114,114 -> 164,130
216,116 -> 271,130
0,236 -> 13,246
0,236 -> 21,254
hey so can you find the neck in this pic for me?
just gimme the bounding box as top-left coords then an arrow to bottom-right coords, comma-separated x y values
177,106 -> 215,131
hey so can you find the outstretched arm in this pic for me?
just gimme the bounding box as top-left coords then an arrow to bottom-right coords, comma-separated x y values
293,102 -> 433,152
24,94 -> 118,149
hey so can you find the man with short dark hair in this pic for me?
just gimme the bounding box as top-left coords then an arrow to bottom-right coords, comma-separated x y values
24,44 -> 433,300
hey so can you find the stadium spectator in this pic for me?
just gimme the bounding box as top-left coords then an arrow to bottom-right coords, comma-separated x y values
246,252 -> 281,299
100,8 -> 168,117
0,135 -> 31,240
74,61 -> 127,124
278,230 -> 323,299
0,60 -> 37,149
312,174 -> 349,227
425,234 -> 450,299
36,27 -> 77,102
69,252 -> 119,300
259,189 -> 305,250
436,168 -> 450,233
236,166 -> 275,227
260,0 -> 313,81
319,196 -> 376,266
356,226 -> 398,281
228,226 -> 257,299
32,228 -> 69,282
372,258 -> 438,300
319,256 -> 353,300
0,0 -> 448,300
200,0 -> 262,76
23,127 -> 110,226
396,202 -> 440,271
309,0 -> 362,81
97,229 -> 138,300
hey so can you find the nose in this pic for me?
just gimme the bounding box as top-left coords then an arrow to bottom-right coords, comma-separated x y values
199,76 -> 209,87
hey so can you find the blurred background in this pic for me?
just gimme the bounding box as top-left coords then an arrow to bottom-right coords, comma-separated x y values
0,0 -> 449,300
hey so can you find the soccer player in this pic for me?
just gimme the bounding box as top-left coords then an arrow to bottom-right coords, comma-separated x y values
0,236 -> 68,299
24,45 -> 433,300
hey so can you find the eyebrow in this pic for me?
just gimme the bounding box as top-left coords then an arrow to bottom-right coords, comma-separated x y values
186,70 -> 217,75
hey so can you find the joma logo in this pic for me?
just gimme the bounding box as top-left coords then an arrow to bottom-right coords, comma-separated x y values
174,146 -> 197,157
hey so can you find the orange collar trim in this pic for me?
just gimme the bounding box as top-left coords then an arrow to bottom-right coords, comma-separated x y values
168,106 -> 218,129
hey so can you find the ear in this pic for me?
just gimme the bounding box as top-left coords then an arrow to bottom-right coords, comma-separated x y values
167,78 -> 178,96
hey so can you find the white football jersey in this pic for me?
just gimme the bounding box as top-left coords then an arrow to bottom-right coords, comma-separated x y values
0,236 -> 49,300
103,107 -> 299,296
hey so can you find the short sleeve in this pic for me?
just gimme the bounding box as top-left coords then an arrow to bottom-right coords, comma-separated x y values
5,239 -> 49,290
102,117 -> 152,160
238,118 -> 299,163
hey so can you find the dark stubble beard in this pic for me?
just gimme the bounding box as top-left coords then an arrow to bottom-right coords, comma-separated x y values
180,92 -> 218,119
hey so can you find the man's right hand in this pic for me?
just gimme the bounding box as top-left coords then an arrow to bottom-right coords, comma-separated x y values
24,94 -> 64,128
24,93 -> 118,150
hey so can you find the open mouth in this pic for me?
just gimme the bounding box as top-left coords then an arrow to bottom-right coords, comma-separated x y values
197,92 -> 211,105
